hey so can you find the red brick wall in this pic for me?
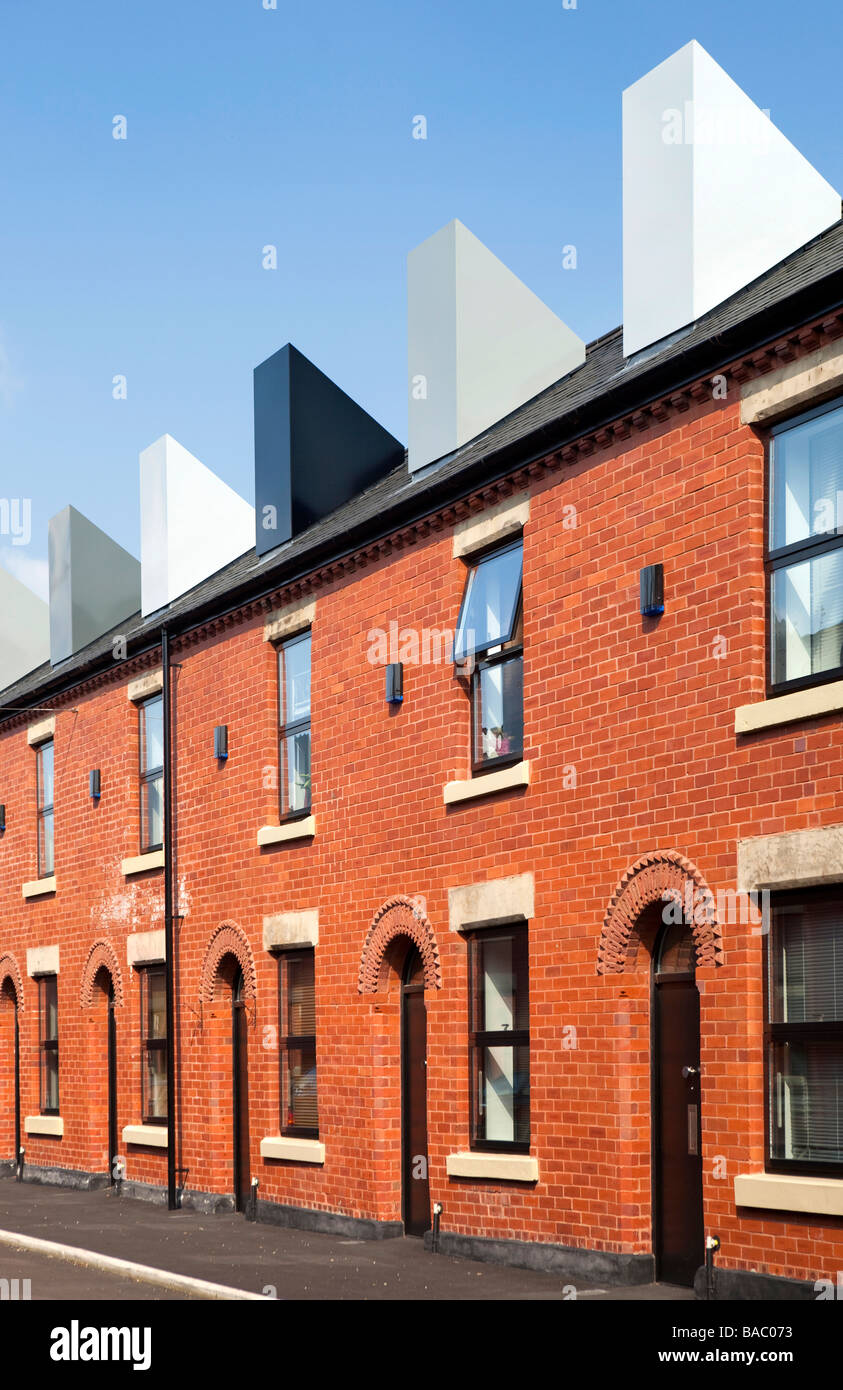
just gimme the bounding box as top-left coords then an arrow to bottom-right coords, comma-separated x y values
1,385 -> 842,1284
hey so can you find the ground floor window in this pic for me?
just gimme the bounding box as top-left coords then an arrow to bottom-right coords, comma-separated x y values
468,925 -> 529,1151
766,887 -> 843,1173
38,974 -> 59,1114
278,949 -> 318,1137
140,965 -> 167,1121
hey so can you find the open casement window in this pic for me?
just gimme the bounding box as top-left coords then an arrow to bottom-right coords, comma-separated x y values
36,739 -> 54,878
454,541 -> 524,771
39,975 -> 59,1115
468,926 -> 530,1153
767,398 -> 843,692
140,966 -> 167,1123
139,695 -> 164,852
278,950 -> 318,1137
765,888 -> 843,1176
277,631 -> 311,819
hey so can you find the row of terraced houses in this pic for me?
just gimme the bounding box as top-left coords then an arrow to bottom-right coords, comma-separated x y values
1,41 -> 843,1296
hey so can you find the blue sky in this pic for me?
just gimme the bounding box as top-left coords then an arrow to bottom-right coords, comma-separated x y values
2,0 -> 843,596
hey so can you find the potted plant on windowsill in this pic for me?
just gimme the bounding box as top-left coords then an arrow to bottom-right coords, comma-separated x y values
292,771 -> 311,812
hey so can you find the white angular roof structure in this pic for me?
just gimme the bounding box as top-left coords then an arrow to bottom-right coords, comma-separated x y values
140,434 -> 255,617
0,566 -> 50,691
408,219 -> 585,473
49,505 -> 141,665
623,40 -> 841,357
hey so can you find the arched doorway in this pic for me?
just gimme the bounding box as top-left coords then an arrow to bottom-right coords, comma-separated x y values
231,964 -> 250,1213
91,966 -> 118,1183
359,899 -> 439,1235
401,946 -> 430,1236
0,977 -> 20,1174
652,919 -> 704,1286
199,925 -> 256,1212
599,851 -> 719,1284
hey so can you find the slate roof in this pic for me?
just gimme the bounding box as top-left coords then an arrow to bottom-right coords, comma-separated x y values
4,216 -> 843,713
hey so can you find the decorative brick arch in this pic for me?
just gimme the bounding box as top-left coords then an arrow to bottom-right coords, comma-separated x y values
79,939 -> 124,1008
597,850 -> 724,974
358,897 -> 442,993
0,953 -> 24,1010
199,923 -> 257,1004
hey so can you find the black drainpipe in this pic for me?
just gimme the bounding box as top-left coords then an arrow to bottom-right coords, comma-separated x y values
162,626 -> 178,1212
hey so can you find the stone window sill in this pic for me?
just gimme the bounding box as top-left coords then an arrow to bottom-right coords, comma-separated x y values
127,670 -> 163,701
27,946 -> 59,976
452,494 -> 529,558
257,816 -> 316,846
263,910 -> 319,951
263,597 -> 316,644
260,1135 -> 325,1165
121,850 -> 165,877
127,930 -> 166,967
740,340 -> 843,426
122,1124 -> 168,1149
734,1171 -> 843,1217
445,1151 -> 539,1182
27,716 -> 56,746
735,678 -> 843,734
22,877 -> 57,900
443,761 -> 530,805
24,1115 -> 63,1138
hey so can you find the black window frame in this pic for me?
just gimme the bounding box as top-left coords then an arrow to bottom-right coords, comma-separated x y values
139,964 -> 168,1124
454,538 -> 525,775
766,395 -> 843,696
276,629 -> 312,822
138,694 -> 164,853
763,885 -> 843,1178
35,737 -> 54,880
277,948 -> 318,1139
470,624 -> 524,774
38,974 -> 59,1116
467,924 -> 530,1154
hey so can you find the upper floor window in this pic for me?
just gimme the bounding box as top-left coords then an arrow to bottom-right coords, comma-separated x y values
139,695 -> 164,852
39,975 -> 59,1114
768,399 -> 843,690
36,739 -> 54,878
766,888 -> 843,1175
278,632 -> 311,818
140,965 -> 167,1122
454,541 -> 524,771
278,949 -> 318,1137
468,926 -> 530,1152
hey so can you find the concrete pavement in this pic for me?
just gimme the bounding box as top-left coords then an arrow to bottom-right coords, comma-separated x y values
0,1177 -> 696,1301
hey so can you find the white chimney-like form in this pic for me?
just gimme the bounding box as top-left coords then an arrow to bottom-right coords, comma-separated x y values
49,505 -> 141,666
407,219 -> 585,473
623,40 -> 841,358
0,567 -> 50,691
140,434 -> 255,617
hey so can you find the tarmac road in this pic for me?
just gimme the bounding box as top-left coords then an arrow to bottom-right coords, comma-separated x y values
0,1244 -> 201,1300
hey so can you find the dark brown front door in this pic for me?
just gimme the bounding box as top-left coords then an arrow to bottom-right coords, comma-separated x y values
107,984 -> 117,1184
13,1006 -> 20,1176
402,948 -> 430,1236
654,923 -> 704,1286
232,970 -> 250,1212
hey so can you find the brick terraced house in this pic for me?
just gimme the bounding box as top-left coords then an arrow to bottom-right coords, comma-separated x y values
1,42 -> 843,1296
